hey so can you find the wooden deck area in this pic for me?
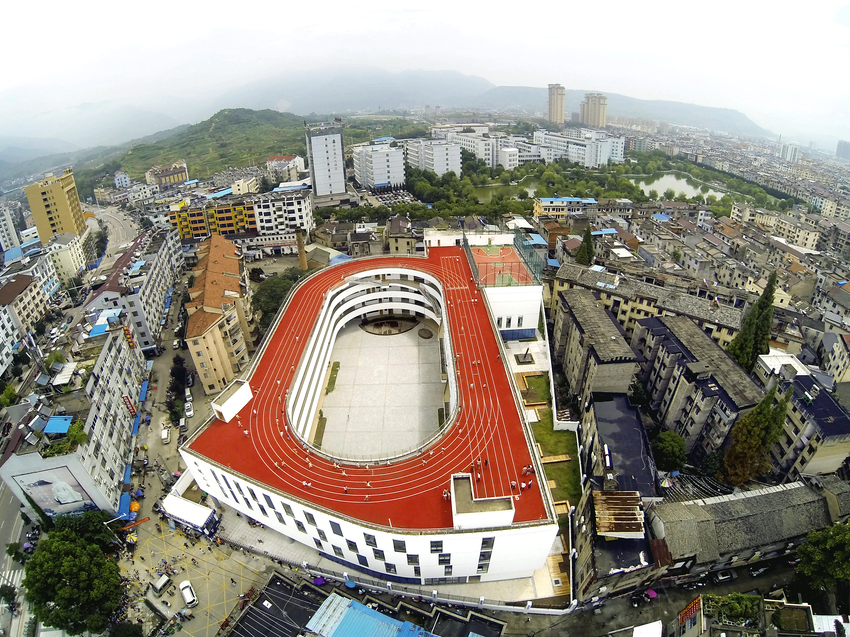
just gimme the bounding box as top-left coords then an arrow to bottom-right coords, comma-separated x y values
553,500 -> 571,515
541,454 -> 571,464
546,553 -> 571,597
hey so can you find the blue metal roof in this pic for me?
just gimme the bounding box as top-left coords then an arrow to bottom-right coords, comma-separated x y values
139,381 -> 149,402
184,179 -> 199,185
547,258 -> 561,267
118,493 -> 131,518
123,465 -> 132,484
525,233 -> 547,246
132,413 -> 141,436
591,228 -> 618,236
129,260 -> 146,274
44,416 -> 72,434
273,184 -> 309,192
372,136 -> 395,143
540,197 -> 596,204
3,246 -> 21,262
307,593 -> 434,637
21,238 -> 41,249
652,213 -> 671,221
89,324 -> 107,337
207,188 -> 232,199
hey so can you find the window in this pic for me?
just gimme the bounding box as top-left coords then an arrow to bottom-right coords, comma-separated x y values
517,316 -> 523,328
347,540 -> 359,553
373,548 -> 385,561
407,554 -> 419,565
257,504 -> 268,517
274,511 -> 285,524
294,520 -> 306,533
481,537 -> 495,550
317,529 -> 327,541
385,563 -> 397,574
444,566 -> 452,576
438,553 -> 451,565
364,533 -> 377,548
264,494 -> 274,509
314,538 -> 323,550
305,512 -> 317,527
357,554 -> 368,567
393,539 -> 406,553
414,566 -> 421,577
477,563 -> 490,574
496,317 -> 502,328
330,521 -> 343,536
479,551 -> 492,562
282,503 -> 294,517
430,541 -> 443,553
332,545 -> 344,558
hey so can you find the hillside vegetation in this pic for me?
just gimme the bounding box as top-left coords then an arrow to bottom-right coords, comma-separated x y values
73,109 -> 427,199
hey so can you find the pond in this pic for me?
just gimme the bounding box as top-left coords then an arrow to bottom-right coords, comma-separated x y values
471,176 -> 540,203
630,172 -> 725,200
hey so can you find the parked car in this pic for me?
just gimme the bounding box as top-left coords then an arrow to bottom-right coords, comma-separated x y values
712,570 -> 736,584
749,564 -> 772,578
184,402 -> 194,418
185,373 -> 194,387
179,580 -> 198,608
172,339 -> 180,350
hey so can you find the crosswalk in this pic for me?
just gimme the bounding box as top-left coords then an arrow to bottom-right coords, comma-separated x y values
1,568 -> 24,590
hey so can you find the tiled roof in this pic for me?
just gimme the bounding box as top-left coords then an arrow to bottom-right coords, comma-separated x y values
0,274 -> 33,305
185,235 -> 244,338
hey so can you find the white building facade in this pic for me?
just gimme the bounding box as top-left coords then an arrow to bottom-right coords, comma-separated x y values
0,207 -> 20,252
404,139 -> 463,177
352,143 -> 405,191
47,233 -> 87,285
533,129 -> 625,168
114,172 -> 130,189
306,125 -> 346,197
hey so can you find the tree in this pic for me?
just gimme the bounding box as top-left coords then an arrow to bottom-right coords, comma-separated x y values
23,530 -> 122,635
575,226 -> 595,266
648,189 -> 659,200
671,248 -> 682,263
726,271 -> 777,372
663,188 -> 676,200
652,431 -> 687,471
0,584 -> 15,604
253,268 -> 304,330
796,523 -> 850,588
724,385 -> 789,485
139,217 -> 153,230
0,386 -> 17,408
53,511 -> 116,552
111,623 -> 143,637
6,542 -> 24,562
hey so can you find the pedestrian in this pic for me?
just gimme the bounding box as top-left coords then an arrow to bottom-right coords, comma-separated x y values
476,472 -> 481,482
344,486 -> 348,493
521,482 -> 526,491
244,429 -> 249,437
366,481 -> 371,488
528,479 -> 533,489
484,459 -> 488,468
476,459 -> 481,468
523,466 -> 528,475
364,494 -> 370,501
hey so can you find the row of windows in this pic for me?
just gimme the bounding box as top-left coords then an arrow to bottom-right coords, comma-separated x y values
205,466 -> 495,574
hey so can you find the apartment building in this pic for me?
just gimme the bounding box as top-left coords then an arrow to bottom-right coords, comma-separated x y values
145,160 -> 188,189
185,235 -> 257,395
306,124 -> 345,197
0,275 -> 47,335
46,233 -> 87,285
352,142 -> 405,191
573,393 -> 657,602
0,308 -> 146,520
580,92 -> 608,128
114,171 -> 130,189
548,84 -> 566,124
170,199 -> 256,239
533,196 -> 598,221
631,315 -> 763,457
766,369 -> 850,482
86,229 -> 183,356
552,290 -> 638,406
0,249 -> 61,302
532,129 -> 625,168
266,155 -> 305,182
773,214 -> 820,250
553,264 -> 745,347
232,178 -> 258,196
0,206 -> 20,252
252,190 -> 314,237
444,132 -> 498,169
429,124 -> 488,139
385,216 -> 422,254
24,169 -> 88,249
404,139 -> 462,178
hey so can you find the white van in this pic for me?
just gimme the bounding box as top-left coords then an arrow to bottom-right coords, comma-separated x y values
161,428 -> 171,444
152,574 -> 172,597
184,387 -> 192,403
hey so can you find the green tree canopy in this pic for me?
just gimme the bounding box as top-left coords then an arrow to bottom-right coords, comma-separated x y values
796,523 -> 850,588
652,431 -> 687,471
253,268 -> 305,330
724,385 -> 789,485
23,529 -> 122,635
575,226 -> 595,266
726,271 -> 777,372
53,511 -> 116,552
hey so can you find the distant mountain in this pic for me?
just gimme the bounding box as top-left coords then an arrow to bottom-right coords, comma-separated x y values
467,86 -> 772,138
212,68 -> 496,115
0,137 -> 79,164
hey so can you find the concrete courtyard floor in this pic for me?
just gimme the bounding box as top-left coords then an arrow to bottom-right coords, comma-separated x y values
319,322 -> 445,459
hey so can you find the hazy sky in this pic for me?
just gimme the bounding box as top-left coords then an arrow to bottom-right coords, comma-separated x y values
3,0 -> 850,147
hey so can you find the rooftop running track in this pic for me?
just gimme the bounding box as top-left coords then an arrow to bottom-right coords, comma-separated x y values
188,247 -> 548,530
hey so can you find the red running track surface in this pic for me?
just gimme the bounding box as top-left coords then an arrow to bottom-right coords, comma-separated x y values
188,247 -> 548,530
471,246 -> 534,286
